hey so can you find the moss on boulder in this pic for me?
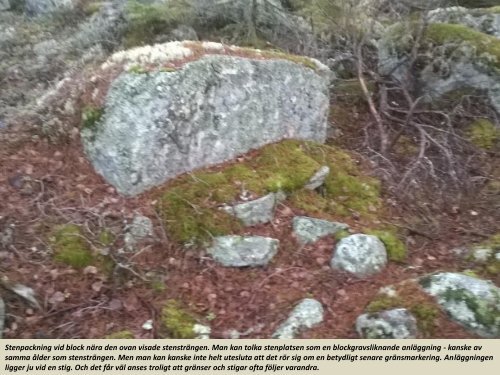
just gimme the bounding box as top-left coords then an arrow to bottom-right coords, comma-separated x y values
425,23 -> 500,70
157,140 -> 381,245
365,281 -> 440,338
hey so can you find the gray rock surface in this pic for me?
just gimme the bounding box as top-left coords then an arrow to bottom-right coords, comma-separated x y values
129,215 -> 153,238
83,47 -> 330,195
222,193 -> 279,226
207,235 -> 279,267
1,0 -> 127,135
378,18 -> 500,114
124,214 -> 154,252
25,0 -> 76,16
428,7 -> 500,37
304,166 -> 330,190
356,308 -> 418,339
471,248 -> 494,263
331,234 -> 388,277
272,298 -> 324,339
0,0 -> 9,11
292,216 -> 348,245
420,272 -> 500,338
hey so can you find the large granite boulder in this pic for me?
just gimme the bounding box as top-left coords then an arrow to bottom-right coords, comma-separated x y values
378,19 -> 500,113
420,272 -> 500,338
82,41 -> 330,195
428,7 -> 500,37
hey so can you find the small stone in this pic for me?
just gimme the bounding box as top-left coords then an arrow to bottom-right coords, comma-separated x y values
129,215 -> 153,239
331,234 -> 387,277
304,166 -> 330,190
142,319 -> 153,331
207,235 -> 279,267
0,226 -> 14,249
222,193 -> 278,226
292,216 -> 348,244
471,248 -> 493,263
356,308 -> 418,339
272,298 -> 324,339
124,215 -> 154,252
193,324 -> 211,339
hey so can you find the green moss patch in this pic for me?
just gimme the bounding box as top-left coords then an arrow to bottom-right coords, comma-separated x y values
443,288 -> 500,329
160,300 -> 197,339
466,119 -> 500,150
50,224 -> 116,274
366,295 -> 404,313
366,281 -> 441,337
367,229 -> 407,262
425,23 -> 500,70
51,224 -> 94,269
98,230 -> 115,246
260,51 -> 320,71
157,140 -> 382,245
82,106 -> 103,132
105,330 -> 134,339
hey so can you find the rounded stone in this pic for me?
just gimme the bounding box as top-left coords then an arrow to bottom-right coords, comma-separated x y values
331,234 -> 387,277
356,308 -> 418,339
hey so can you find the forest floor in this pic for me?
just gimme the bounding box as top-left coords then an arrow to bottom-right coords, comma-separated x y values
0,97 -> 499,340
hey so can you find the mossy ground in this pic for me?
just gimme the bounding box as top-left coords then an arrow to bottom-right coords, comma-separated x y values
50,224 -> 115,274
157,140 -> 382,245
367,229 -> 407,263
466,119 -> 500,150
51,224 -> 94,269
366,281 -> 441,338
104,330 -> 134,339
160,300 -> 197,339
